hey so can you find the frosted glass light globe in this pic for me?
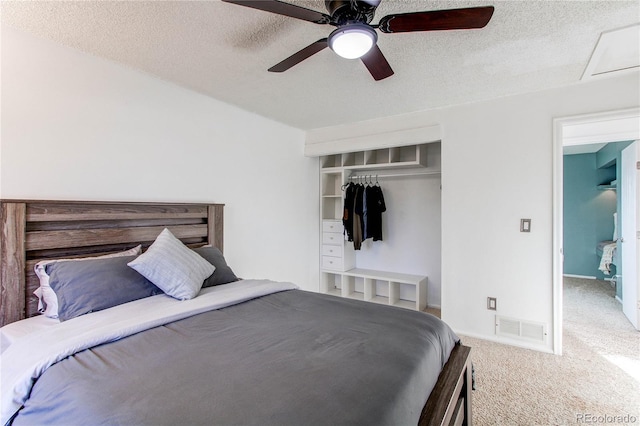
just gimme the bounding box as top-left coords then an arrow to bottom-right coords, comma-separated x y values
329,24 -> 377,59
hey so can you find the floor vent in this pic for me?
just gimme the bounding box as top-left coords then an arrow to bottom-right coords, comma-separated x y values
496,316 -> 546,343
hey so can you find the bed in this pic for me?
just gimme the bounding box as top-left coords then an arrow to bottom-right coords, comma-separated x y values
0,200 -> 472,426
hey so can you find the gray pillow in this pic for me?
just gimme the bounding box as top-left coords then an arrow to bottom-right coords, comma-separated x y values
193,247 -> 239,287
47,256 -> 162,322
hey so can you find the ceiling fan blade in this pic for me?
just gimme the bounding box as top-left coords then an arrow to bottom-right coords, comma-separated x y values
377,6 -> 494,33
361,45 -> 394,81
222,0 -> 331,25
268,39 -> 329,73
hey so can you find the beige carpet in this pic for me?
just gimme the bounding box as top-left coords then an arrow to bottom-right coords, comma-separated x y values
459,277 -> 640,425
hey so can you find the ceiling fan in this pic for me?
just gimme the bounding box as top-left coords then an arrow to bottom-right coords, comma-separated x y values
222,0 -> 494,81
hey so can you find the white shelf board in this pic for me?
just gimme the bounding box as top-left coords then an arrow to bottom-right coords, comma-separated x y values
369,296 -> 390,305
393,300 -> 416,310
326,288 -> 342,297
347,292 -> 365,301
342,268 -> 426,284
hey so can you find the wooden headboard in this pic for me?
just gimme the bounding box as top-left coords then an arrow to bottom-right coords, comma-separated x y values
0,200 -> 224,327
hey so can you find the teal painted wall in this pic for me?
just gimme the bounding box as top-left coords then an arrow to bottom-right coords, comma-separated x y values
563,153 -> 617,279
597,141 -> 633,169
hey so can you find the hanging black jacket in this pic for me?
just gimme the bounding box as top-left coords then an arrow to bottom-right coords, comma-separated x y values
352,184 -> 365,250
342,182 -> 356,242
364,185 -> 386,241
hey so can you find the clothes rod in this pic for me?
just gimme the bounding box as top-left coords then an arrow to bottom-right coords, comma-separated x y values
349,171 -> 441,179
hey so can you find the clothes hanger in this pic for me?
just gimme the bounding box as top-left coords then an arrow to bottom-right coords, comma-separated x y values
341,176 -> 355,191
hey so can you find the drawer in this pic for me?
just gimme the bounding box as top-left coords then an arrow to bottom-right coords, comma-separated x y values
322,232 -> 342,245
322,256 -> 344,271
322,220 -> 342,233
322,244 -> 343,257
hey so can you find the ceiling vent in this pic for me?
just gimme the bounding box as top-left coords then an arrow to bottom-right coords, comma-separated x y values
496,316 -> 546,343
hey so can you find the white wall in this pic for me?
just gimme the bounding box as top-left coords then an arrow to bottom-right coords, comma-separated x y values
306,71 -> 640,352
1,27 -> 320,291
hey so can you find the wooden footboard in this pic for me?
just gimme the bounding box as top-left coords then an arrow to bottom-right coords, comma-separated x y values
419,344 -> 473,426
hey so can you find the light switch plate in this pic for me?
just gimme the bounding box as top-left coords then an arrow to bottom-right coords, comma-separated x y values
487,297 -> 497,311
520,219 -> 531,232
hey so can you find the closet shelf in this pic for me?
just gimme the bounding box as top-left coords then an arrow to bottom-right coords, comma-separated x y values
597,179 -> 617,190
343,268 -> 426,283
597,184 -> 616,190
320,145 -> 428,170
349,170 -> 441,179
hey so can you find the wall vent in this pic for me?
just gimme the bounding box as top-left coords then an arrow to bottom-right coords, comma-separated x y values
496,316 -> 546,343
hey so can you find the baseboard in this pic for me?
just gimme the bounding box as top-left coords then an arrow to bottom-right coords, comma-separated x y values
427,303 -> 441,309
563,274 -> 596,280
455,329 -> 554,354
615,295 -> 622,304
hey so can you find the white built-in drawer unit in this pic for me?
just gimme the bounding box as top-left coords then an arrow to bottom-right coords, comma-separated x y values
322,220 -> 342,233
322,244 -> 343,257
321,220 -> 348,272
322,232 -> 342,245
321,256 -> 344,271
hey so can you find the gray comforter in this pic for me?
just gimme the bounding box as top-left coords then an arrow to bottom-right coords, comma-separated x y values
12,290 -> 458,426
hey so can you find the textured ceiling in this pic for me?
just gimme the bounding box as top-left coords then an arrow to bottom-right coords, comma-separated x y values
2,0 -> 639,130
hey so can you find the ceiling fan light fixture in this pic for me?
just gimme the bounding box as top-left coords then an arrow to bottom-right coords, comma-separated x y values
328,23 -> 377,59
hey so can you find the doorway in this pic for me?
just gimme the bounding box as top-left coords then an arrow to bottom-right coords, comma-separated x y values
553,107 -> 640,354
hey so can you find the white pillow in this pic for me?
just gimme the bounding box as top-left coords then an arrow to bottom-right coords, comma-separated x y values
127,229 -> 215,300
33,245 -> 142,318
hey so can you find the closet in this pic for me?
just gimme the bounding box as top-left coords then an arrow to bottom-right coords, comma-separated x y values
319,142 -> 441,311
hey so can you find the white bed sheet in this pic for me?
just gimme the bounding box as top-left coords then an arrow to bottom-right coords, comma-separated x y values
0,315 -> 59,354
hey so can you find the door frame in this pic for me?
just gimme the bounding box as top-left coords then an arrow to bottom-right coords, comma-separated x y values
552,107 -> 640,355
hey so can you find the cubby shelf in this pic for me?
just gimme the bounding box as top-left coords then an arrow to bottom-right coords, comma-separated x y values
320,145 -> 428,171
320,269 -> 427,312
